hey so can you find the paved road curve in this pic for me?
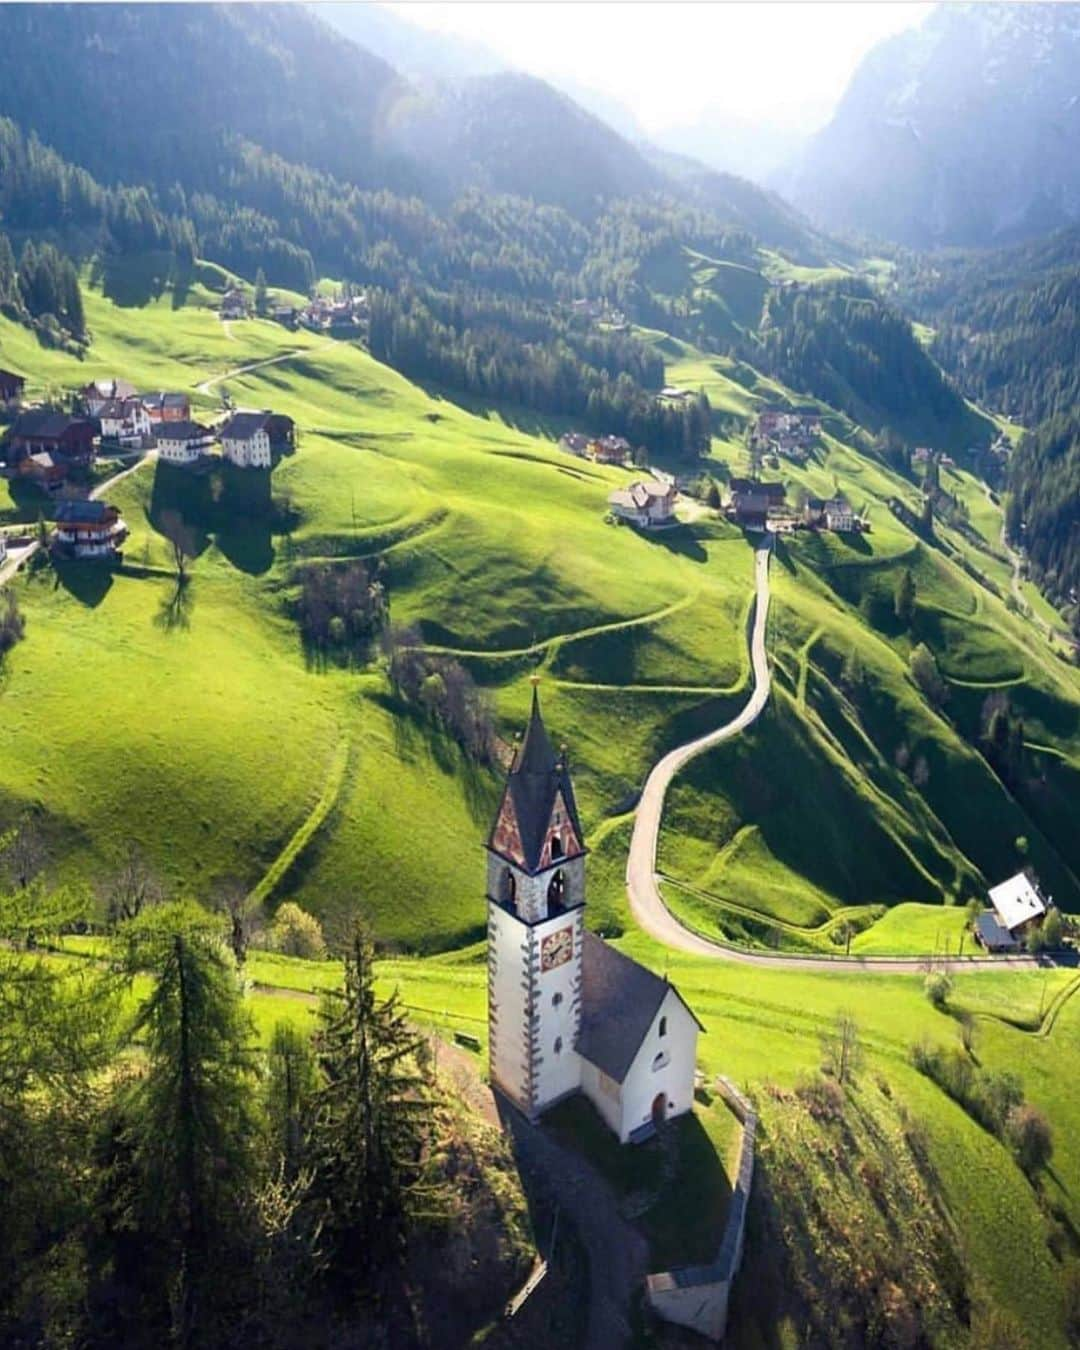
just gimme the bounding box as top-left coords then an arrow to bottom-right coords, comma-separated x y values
625,540 -> 1052,975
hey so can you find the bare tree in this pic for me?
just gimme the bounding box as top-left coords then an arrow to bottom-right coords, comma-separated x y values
159,508 -> 198,584
103,842 -> 163,927
821,1010 -> 861,1086
212,875 -> 260,967
1,815 -> 46,890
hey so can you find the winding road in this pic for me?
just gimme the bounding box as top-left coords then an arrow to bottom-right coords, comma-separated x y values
625,539 -> 1052,975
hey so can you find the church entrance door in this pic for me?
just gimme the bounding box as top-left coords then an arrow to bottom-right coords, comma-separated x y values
651,1092 -> 667,1128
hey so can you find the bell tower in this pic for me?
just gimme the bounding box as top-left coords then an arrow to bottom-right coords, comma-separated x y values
487,680 -> 587,1119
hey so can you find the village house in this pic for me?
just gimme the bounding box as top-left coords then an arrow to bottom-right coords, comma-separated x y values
142,392 -> 192,425
558,432 -> 591,457
591,434 -> 631,465
487,687 -> 702,1143
728,478 -> 786,531
219,409 -> 294,468
220,287 -> 249,321
0,368 -> 25,408
80,378 -> 137,416
51,499 -> 127,560
97,397 -> 152,449
975,872 -> 1050,953
804,496 -> 856,533
608,476 -> 677,528
18,450 -> 66,491
155,420 -> 216,466
7,410 -> 96,467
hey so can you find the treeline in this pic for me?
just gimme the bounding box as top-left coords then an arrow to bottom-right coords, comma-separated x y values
0,228 -> 86,342
1006,410 -> 1080,610
896,229 -> 1080,427
751,279 -> 968,437
368,287 -> 711,456
1,874 -> 514,1347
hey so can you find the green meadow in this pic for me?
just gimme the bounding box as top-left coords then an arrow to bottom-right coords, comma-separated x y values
7,258 -> 1080,1341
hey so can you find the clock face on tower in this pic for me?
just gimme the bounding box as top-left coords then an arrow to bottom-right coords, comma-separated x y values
540,925 -> 573,972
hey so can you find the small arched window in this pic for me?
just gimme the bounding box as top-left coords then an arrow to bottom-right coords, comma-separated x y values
554,1037 -> 563,1055
547,870 -> 566,908
659,1016 -> 667,1039
552,992 -> 563,1008
652,1050 -> 670,1072
502,869 -> 517,907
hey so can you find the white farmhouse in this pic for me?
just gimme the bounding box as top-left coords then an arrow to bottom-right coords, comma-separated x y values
219,410 -> 294,468
989,871 -> 1048,939
487,685 -> 702,1143
97,397 -> 152,448
155,420 -> 216,466
608,476 -> 677,529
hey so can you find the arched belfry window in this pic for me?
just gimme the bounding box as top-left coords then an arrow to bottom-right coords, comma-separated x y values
550,835 -> 565,860
547,869 -> 566,909
502,869 -> 517,908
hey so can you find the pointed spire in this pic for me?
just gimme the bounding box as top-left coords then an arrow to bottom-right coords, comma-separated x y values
513,678 -> 557,776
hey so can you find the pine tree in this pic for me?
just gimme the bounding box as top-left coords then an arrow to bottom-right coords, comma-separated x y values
894,567 -> 917,628
118,902 -> 259,1344
254,267 -> 268,316
309,923 -> 438,1297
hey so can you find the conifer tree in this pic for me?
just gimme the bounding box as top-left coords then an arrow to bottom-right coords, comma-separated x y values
894,567 -> 917,628
117,902 -> 259,1344
309,923 -> 438,1296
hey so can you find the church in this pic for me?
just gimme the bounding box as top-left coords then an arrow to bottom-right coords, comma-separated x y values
486,684 -> 702,1144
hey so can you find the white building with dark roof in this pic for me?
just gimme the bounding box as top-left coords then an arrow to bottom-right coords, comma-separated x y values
155,420 -> 216,466
486,685 -> 702,1143
608,477 -> 677,528
219,409 -> 294,468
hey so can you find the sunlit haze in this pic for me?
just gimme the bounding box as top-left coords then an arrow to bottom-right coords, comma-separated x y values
383,1 -> 932,133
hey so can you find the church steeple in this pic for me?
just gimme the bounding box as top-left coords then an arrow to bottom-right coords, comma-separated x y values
488,681 -> 586,880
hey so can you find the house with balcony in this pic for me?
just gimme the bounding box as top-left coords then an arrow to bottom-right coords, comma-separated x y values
219,409 -> 295,468
51,500 -> 127,560
155,420 -> 216,466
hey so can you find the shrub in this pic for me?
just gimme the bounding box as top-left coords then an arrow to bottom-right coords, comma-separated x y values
924,971 -> 952,1010
270,902 -> 327,960
910,642 -> 948,708
1006,1104 -> 1053,1177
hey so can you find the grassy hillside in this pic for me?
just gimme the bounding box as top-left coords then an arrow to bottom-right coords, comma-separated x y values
3,264 -> 1079,961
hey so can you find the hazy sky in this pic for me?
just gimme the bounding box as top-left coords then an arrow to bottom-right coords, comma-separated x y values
384,2 -> 931,132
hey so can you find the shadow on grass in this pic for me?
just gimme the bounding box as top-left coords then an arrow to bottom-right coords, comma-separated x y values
89,251 -> 175,309
154,579 -> 194,632
148,460 -> 276,576
633,522 -> 707,563
52,560 -> 113,607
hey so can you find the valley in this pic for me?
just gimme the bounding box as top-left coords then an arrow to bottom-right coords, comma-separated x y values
5,3 -> 1080,1345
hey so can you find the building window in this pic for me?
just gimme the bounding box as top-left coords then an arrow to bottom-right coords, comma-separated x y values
652,1050 -> 670,1072
659,1016 -> 667,1038
502,870 -> 516,907
554,1037 -> 563,1055
552,992 -> 563,1007
547,870 -> 566,909
550,835 -> 565,860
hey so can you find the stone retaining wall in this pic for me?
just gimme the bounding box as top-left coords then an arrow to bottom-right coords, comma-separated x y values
645,1076 -> 757,1342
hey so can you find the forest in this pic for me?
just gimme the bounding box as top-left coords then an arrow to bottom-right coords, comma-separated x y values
1,862 -> 517,1348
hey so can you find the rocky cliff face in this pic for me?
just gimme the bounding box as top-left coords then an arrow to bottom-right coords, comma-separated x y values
786,3 -> 1080,247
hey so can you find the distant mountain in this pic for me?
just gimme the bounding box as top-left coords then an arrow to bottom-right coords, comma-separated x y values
653,111 -> 812,185
313,1 -> 506,79
0,2 -> 411,191
787,3 -> 1080,247
389,72 -> 660,215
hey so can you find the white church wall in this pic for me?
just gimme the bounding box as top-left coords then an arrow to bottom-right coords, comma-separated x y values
618,989 -> 699,1142
532,907 -> 585,1110
487,902 -> 531,1112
